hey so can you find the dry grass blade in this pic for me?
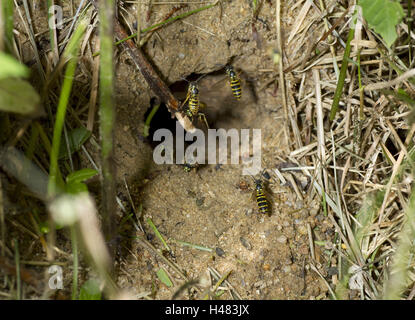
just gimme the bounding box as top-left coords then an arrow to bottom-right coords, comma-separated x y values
287,0 -> 312,44
378,124 -> 415,224
363,68 -> 415,92
14,0 -> 45,80
312,69 -> 327,191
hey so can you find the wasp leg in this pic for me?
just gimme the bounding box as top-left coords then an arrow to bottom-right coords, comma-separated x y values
180,91 -> 191,111
198,112 -> 209,129
185,108 -> 194,122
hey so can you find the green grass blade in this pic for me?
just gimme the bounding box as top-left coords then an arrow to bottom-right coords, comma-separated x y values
329,12 -> 356,121
48,19 -> 87,197
143,101 -> 160,138
157,268 -> 173,287
147,218 -> 171,252
1,0 -> 14,53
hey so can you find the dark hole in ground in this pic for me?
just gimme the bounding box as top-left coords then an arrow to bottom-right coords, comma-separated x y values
143,69 -> 230,145
143,97 -> 177,149
143,66 -> 254,171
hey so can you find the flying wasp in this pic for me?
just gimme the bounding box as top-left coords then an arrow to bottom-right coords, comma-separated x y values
225,65 -> 242,101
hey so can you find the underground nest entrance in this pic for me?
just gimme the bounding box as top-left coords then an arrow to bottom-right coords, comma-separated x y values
143,67 -> 257,172
143,68 -> 249,140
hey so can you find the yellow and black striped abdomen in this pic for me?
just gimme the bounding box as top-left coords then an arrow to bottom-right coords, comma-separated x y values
256,188 -> 269,214
188,93 -> 199,116
229,77 -> 242,100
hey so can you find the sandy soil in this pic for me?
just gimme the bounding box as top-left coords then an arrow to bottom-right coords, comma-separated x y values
111,0 -> 333,299
5,0 -> 336,300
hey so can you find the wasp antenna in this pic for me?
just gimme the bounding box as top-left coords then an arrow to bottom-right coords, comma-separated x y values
195,73 -> 207,83
180,76 -> 190,83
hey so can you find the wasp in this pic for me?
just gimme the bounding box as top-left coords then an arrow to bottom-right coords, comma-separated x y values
181,77 -> 209,129
185,82 -> 201,117
183,162 -> 199,172
253,178 -> 269,214
225,65 -> 242,100
250,171 -> 271,214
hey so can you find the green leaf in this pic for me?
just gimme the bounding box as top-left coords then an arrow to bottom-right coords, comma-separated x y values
360,0 -> 404,47
65,168 -> 98,194
66,182 -> 88,194
0,78 -> 41,115
0,52 -> 29,79
66,168 -> 98,185
38,221 -> 50,234
38,221 -> 64,233
58,127 -> 91,159
156,268 -> 173,287
79,279 -> 102,300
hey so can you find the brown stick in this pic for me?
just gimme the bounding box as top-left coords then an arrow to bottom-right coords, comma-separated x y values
89,0 -> 195,132
113,22 -> 178,111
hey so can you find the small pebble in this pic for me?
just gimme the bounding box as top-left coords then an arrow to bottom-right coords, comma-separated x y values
277,235 -> 287,244
178,53 -> 185,59
240,237 -> 252,250
245,209 -> 253,216
215,247 -> 225,257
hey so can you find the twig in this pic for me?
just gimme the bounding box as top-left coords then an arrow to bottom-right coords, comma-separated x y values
112,15 -> 195,131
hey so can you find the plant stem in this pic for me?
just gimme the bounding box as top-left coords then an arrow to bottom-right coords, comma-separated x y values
99,0 -> 116,252
48,21 -> 87,197
329,11 -> 356,121
71,226 -> 78,300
